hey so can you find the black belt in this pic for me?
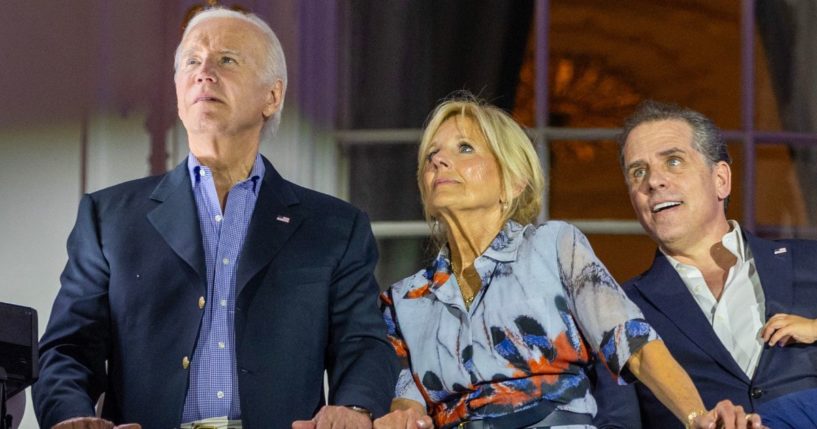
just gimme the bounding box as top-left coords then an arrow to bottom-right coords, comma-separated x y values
453,410 -> 593,429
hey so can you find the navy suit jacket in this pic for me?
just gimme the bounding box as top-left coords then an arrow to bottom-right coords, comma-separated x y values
32,157 -> 399,429
594,229 -> 817,428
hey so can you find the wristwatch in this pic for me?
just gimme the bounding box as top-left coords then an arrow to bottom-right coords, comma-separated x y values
345,405 -> 373,420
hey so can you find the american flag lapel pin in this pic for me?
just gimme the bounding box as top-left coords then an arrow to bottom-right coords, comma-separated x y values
774,247 -> 787,255
276,215 -> 290,223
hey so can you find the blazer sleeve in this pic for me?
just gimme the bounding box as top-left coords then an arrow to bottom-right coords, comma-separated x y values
591,358 -> 643,429
324,210 -> 399,417
32,194 -> 110,428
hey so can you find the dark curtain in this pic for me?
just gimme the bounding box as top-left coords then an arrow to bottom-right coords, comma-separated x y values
342,0 -> 534,221
757,0 -> 817,232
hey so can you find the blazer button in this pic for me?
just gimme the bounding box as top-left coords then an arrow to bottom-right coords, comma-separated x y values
198,296 -> 206,309
750,387 -> 763,399
182,356 -> 190,369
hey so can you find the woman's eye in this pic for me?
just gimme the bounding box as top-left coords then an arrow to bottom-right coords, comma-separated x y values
458,143 -> 474,153
426,149 -> 439,161
221,57 -> 237,64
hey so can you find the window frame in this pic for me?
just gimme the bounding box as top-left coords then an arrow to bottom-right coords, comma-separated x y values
336,0 -> 817,240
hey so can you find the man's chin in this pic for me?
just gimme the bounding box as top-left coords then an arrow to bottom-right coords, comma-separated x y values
653,228 -> 686,249
640,221 -> 678,246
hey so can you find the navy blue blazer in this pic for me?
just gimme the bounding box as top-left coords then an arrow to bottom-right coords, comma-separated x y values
32,157 -> 399,429
594,229 -> 817,429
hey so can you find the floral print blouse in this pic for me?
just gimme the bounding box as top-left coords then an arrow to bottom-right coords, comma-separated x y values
381,220 -> 659,428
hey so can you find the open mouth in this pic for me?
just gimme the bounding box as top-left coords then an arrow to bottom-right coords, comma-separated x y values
652,201 -> 682,213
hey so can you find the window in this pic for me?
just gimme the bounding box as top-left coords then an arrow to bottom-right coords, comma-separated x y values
337,0 -> 817,288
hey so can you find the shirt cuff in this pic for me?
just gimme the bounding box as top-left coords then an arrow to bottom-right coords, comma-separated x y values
598,318 -> 660,384
395,369 -> 427,408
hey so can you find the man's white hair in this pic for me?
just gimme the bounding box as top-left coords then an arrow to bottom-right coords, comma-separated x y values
174,7 -> 287,140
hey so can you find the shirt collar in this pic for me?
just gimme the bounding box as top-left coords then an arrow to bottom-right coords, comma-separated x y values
482,220 -> 527,263
186,153 -> 265,194
402,220 -> 526,299
721,220 -> 746,262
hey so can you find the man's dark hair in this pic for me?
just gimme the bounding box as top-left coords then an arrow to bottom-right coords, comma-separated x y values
617,100 -> 731,171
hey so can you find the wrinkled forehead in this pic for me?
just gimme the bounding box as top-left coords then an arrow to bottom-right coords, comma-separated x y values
180,17 -> 264,56
623,119 -> 695,161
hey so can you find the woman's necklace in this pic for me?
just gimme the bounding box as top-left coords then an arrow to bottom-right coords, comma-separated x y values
462,292 -> 476,308
452,263 -> 480,310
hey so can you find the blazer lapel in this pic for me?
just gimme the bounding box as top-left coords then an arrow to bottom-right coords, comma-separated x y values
746,231 -> 793,319
633,251 -> 749,383
147,160 -> 206,286
235,158 -> 302,297
744,230 -> 793,378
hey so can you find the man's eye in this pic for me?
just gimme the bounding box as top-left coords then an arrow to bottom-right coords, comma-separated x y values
185,58 -> 200,66
668,157 -> 682,167
221,57 -> 237,64
631,168 -> 646,180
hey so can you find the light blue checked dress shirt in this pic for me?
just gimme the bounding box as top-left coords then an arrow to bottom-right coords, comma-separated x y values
181,153 -> 264,423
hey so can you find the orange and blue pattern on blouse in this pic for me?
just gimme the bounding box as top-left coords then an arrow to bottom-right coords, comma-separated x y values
381,220 -> 660,427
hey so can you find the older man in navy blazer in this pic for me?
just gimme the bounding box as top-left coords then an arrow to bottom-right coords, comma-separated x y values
594,101 -> 817,429
32,7 -> 397,429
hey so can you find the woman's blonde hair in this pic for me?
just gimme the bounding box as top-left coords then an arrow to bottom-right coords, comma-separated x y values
417,94 -> 545,238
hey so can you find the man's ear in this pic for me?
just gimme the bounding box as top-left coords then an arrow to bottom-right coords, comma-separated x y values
714,160 -> 732,200
262,79 -> 285,119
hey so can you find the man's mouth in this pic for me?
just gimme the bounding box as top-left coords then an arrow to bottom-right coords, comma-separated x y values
195,96 -> 222,103
652,201 -> 682,213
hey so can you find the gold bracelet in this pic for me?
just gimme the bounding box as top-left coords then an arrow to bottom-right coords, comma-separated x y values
686,409 -> 708,429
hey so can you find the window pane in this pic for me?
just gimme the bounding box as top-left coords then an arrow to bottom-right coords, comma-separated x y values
682,140 -> 817,238
547,1 -> 742,128
753,142 -> 817,238
348,143 -> 423,222
341,2 -> 531,130
585,234 -> 656,284
756,0 -> 817,132
375,237 -> 435,290
548,139 -> 632,220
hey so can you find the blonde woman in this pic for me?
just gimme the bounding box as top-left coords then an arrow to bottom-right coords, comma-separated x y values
374,94 -> 764,429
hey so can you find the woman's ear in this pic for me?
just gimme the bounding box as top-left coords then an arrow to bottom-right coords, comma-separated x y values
510,180 -> 526,200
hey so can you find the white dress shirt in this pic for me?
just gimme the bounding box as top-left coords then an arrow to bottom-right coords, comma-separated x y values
663,221 -> 766,377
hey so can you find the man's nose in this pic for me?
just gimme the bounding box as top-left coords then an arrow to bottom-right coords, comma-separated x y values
195,61 -> 217,83
646,168 -> 668,190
